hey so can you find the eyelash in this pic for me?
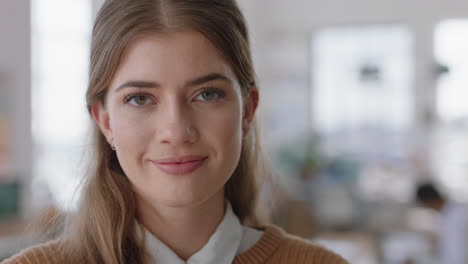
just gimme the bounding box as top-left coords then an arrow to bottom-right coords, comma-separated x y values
195,87 -> 226,102
122,88 -> 226,106
123,93 -> 155,106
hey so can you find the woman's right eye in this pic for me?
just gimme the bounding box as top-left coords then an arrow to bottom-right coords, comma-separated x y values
124,94 -> 154,106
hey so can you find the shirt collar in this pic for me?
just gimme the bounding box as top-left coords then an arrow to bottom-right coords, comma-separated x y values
143,202 -> 243,264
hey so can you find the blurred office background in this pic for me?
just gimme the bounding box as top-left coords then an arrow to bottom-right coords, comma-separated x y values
2,0 -> 468,263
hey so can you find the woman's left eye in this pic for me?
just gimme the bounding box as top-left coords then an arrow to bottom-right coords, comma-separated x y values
194,88 -> 225,102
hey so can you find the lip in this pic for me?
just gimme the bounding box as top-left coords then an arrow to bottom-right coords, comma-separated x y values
151,156 -> 208,175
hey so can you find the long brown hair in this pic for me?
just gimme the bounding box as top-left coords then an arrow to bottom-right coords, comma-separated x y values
60,0 -> 266,263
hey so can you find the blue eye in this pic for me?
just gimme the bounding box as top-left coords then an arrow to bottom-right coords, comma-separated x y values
195,88 -> 225,102
125,94 -> 152,106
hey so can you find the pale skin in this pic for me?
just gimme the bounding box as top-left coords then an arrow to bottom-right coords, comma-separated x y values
91,31 -> 258,260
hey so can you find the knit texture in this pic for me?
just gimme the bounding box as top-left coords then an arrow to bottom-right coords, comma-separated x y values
2,225 -> 348,264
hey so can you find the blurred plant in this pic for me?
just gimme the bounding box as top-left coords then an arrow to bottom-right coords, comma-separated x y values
276,132 -> 360,183
321,156 -> 360,183
276,133 -> 327,181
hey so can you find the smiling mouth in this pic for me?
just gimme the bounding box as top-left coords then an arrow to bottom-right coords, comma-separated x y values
151,156 -> 208,175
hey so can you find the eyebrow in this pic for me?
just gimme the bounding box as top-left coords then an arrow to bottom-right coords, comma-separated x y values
115,73 -> 233,92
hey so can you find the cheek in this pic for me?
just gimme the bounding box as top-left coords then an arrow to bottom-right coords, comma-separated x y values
110,111 -> 153,158
218,115 -> 242,148
198,105 -> 243,162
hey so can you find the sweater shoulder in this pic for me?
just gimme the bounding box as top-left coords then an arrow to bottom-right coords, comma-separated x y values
278,234 -> 349,264
1,240 -> 63,264
234,225 -> 348,264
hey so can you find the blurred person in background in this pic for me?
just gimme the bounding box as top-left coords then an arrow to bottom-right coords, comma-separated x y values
2,0 -> 348,263
416,182 -> 468,264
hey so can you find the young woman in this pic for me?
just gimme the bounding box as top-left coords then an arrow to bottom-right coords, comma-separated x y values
4,0 -> 347,263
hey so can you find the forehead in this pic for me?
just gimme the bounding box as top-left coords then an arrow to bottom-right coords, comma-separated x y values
110,31 -> 235,89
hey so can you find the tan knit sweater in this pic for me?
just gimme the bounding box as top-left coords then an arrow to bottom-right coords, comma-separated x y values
2,225 -> 348,264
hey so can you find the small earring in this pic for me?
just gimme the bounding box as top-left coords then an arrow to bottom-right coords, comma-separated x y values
109,138 -> 116,151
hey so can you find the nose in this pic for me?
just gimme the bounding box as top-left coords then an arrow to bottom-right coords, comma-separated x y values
157,99 -> 198,146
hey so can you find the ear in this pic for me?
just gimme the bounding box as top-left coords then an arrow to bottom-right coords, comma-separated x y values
243,85 -> 259,136
91,102 -> 114,145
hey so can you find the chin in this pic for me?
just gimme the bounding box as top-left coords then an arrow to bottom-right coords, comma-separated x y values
154,191 -> 213,209
159,185 -> 226,210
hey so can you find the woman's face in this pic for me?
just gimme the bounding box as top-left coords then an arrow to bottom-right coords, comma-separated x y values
92,31 -> 257,209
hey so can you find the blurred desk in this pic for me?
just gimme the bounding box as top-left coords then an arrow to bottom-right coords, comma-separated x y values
0,219 -> 36,261
0,219 -> 27,237
313,232 -> 379,264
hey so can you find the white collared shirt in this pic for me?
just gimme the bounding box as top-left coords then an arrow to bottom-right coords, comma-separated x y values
142,202 -> 264,264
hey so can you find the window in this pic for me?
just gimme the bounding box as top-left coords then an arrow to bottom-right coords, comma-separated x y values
432,19 -> 468,200
311,25 -> 414,202
31,0 -> 92,210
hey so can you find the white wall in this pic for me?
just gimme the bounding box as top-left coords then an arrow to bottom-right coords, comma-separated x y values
0,0 -> 31,218
257,0 -> 468,29
239,0 -> 468,155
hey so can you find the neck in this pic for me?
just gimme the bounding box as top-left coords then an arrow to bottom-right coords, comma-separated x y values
137,191 -> 226,260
